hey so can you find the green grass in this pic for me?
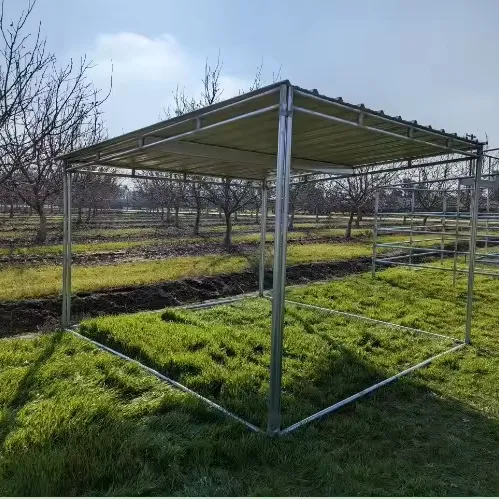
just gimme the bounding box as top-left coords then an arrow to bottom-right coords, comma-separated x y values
0,241 -> 384,301
0,240 -> 156,256
79,296 -> 456,429
0,254 -> 249,301
0,229 -> 368,257
1,268 -> 498,495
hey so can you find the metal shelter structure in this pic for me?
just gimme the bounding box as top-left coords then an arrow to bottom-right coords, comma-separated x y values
373,172 -> 499,344
59,80 -> 485,436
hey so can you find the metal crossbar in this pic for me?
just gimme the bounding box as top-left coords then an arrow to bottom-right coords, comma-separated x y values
67,327 -> 264,434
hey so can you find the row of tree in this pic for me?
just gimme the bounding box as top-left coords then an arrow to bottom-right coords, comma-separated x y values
0,0 -> 109,241
0,1 -> 497,247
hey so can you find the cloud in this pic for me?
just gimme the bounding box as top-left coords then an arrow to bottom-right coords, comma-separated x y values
88,32 -> 252,136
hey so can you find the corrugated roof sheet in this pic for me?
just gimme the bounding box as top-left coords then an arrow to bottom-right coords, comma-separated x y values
61,80 -> 483,181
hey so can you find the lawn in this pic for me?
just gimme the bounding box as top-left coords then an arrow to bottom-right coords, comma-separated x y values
1,268 -> 498,495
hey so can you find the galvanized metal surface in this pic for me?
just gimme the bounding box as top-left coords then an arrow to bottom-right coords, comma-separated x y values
268,85 -> 291,436
465,147 -> 483,343
259,181 -> 268,296
60,81 -> 480,182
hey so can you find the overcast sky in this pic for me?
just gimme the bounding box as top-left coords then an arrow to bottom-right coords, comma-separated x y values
17,0 -> 499,147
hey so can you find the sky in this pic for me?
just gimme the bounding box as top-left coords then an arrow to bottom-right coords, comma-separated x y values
14,0 -> 499,147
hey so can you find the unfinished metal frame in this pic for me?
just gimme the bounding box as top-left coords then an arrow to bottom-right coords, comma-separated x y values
60,80 -> 483,437
373,149 -> 490,346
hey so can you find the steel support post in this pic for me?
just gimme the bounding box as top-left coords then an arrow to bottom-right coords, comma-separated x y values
267,84 -> 293,436
409,190 -> 415,265
453,183 -> 461,287
464,146 -> 483,344
371,190 -> 379,278
440,195 -> 447,264
259,181 -> 268,296
61,169 -> 68,327
62,169 -> 72,327
485,156 -> 491,251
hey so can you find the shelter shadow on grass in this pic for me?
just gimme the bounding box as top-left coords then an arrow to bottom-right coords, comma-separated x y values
0,332 -> 63,448
79,298 -> 459,430
0,331 -> 499,495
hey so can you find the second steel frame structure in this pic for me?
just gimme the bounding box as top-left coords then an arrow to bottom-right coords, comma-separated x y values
59,80 -> 485,436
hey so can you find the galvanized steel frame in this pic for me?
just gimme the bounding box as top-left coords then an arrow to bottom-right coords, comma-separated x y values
373,146 -> 486,346
60,81 -> 483,437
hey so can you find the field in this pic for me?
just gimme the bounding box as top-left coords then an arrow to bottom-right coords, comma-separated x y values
1,209 -> 498,495
0,210 -> 381,333
1,268 -> 498,495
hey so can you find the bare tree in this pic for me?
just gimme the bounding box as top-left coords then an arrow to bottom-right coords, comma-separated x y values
156,53 -> 281,241
5,56 -> 109,242
331,166 -> 396,238
0,0 -> 53,184
73,165 -> 120,223
183,179 -> 205,235
202,179 -> 257,249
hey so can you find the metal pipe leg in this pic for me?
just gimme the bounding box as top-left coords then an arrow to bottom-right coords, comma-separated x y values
465,146 -> 483,344
66,171 -> 72,325
61,169 -> 68,327
440,195 -> 446,265
268,84 -> 293,436
259,181 -> 268,296
371,190 -> 379,278
453,184 -> 461,287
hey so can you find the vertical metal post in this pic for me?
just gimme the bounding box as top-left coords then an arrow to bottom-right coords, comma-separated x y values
464,147 -> 483,344
62,168 -> 72,328
61,168 -> 68,327
268,84 -> 292,436
66,170 -> 72,325
409,190 -> 415,265
453,183 -> 461,287
259,181 -> 268,296
371,190 -> 379,278
485,157 -> 491,251
440,194 -> 447,264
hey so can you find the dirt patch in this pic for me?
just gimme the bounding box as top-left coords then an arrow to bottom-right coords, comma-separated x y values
0,258 -> 371,337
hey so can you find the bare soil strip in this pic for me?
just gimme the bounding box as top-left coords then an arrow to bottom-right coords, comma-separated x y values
0,258 -> 370,336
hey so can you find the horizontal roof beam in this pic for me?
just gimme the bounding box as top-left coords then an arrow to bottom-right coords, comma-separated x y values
152,141 -> 353,175
294,107 -> 479,160
68,139 -> 354,176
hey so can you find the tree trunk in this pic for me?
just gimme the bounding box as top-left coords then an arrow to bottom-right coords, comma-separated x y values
423,215 -> 428,226
403,215 -> 407,225
355,207 -> 362,228
218,207 -> 222,219
166,206 -> 171,222
86,207 -> 92,222
174,205 -> 179,227
288,205 -> 295,231
161,207 -> 164,221
315,207 -> 319,224
193,204 -> 201,235
234,211 -> 238,222
35,207 -> 47,243
224,212 -> 232,250
345,210 -> 355,239
77,206 -> 82,223
9,201 -> 14,218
